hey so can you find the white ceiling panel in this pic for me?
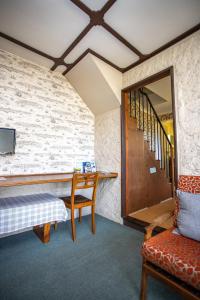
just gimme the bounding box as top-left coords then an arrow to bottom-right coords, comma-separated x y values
0,0 -> 90,58
80,0 -> 108,11
64,26 -> 139,68
105,0 -> 200,54
0,0 -> 199,73
0,37 -> 54,69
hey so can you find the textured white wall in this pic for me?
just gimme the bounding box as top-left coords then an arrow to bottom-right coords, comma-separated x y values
123,31 -> 200,175
0,50 -> 94,221
92,56 -> 122,104
94,31 -> 200,224
66,54 -> 121,116
95,108 -> 122,223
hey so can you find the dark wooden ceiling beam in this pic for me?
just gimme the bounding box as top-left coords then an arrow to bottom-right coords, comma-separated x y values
0,31 -> 55,61
70,0 -> 143,56
70,0 -> 91,16
122,23 -> 200,73
62,48 -> 122,75
62,49 -> 90,75
52,0 -> 119,71
149,23 -> 200,58
1,3 -> 199,76
70,0 -> 116,16
51,23 -> 92,71
102,22 -> 144,58
101,0 -> 117,15
52,0 -> 143,71
88,49 -> 122,71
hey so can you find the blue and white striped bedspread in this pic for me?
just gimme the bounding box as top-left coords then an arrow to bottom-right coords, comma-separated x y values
0,193 -> 67,235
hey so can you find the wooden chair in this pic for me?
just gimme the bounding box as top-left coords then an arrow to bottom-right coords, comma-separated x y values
60,172 -> 99,241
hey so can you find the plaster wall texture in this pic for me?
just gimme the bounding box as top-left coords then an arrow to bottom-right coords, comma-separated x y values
0,49 -> 94,218
123,31 -> 200,175
95,31 -> 200,224
95,108 -> 122,223
92,56 -> 122,104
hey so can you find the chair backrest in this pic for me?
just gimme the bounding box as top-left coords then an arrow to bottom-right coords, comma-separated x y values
178,175 -> 200,193
174,175 -> 200,226
71,172 -> 99,204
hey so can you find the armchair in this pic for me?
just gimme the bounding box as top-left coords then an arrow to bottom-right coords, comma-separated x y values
140,175 -> 200,300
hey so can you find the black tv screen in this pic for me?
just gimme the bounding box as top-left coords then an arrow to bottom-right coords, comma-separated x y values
0,128 -> 16,155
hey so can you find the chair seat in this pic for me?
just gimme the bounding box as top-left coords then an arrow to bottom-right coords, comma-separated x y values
142,228 -> 200,290
60,195 -> 92,206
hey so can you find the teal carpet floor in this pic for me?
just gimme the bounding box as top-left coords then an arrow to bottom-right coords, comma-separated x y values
0,215 -> 183,300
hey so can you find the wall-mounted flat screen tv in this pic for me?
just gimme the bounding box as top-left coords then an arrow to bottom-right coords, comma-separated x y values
0,128 -> 16,155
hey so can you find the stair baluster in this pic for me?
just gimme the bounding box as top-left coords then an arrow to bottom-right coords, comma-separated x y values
128,88 -> 174,184
129,91 -> 132,118
138,91 -> 141,130
142,92 -> 145,131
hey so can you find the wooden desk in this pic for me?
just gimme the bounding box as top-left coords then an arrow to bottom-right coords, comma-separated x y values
0,172 -> 118,187
0,172 -> 118,243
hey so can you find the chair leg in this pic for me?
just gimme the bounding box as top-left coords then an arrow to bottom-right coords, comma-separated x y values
71,209 -> 76,242
140,262 -> 148,300
91,204 -> 96,234
78,208 -> 82,223
54,221 -> 58,231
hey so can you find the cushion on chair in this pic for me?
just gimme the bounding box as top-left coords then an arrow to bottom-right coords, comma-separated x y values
174,175 -> 200,226
142,228 -> 200,290
178,175 -> 200,193
176,190 -> 200,241
61,195 -> 92,205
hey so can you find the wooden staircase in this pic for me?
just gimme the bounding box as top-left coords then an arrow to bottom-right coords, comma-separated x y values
123,88 -> 174,215
130,88 -> 174,178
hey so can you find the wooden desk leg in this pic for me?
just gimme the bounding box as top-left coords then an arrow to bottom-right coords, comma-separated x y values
33,223 -> 51,243
54,221 -> 58,231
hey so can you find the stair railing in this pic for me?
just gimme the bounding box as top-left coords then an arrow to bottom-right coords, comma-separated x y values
129,88 -> 174,186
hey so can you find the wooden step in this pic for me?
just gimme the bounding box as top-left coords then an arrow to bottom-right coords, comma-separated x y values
126,118 -> 172,214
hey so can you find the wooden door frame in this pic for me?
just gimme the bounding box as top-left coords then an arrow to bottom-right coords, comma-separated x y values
121,66 -> 178,217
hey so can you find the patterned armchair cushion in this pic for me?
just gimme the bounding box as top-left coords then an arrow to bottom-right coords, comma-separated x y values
142,228 -> 200,290
178,175 -> 200,193
173,175 -> 200,226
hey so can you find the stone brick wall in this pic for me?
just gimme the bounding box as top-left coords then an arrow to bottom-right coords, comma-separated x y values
0,50 -> 94,175
0,49 -> 94,217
